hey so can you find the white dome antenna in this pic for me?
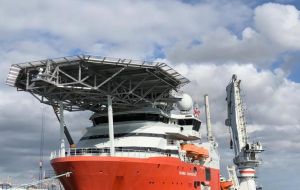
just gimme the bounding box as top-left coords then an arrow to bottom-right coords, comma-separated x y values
177,93 -> 193,112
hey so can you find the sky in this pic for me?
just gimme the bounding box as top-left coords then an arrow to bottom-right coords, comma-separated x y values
0,0 -> 300,189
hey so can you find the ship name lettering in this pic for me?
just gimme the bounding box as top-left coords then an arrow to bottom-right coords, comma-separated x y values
186,172 -> 196,176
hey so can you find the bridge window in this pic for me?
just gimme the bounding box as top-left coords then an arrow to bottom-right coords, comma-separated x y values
178,119 -> 193,125
178,119 -> 201,131
192,120 -> 201,131
94,113 -> 169,125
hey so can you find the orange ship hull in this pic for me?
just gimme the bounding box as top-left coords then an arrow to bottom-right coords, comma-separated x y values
51,156 -> 220,190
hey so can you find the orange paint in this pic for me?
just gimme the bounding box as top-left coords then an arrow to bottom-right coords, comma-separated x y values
220,181 -> 233,190
181,144 -> 209,160
51,156 -> 220,190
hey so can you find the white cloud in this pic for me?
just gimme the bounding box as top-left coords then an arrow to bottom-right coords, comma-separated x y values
175,63 -> 300,126
167,3 -> 300,66
0,87 -> 91,183
2,1 -> 300,68
255,3 -> 300,50
0,0 -> 251,59
174,62 -> 300,157
175,62 -> 300,189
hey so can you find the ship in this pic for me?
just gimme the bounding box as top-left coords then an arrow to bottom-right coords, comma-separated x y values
6,55 -> 263,190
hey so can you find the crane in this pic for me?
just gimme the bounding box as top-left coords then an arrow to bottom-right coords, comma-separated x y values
225,75 -> 263,190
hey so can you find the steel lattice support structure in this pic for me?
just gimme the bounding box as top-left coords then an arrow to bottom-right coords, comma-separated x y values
6,55 -> 189,113
7,55 -> 190,154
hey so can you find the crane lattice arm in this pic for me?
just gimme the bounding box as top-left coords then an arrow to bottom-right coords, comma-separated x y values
225,75 -> 263,190
225,75 -> 248,156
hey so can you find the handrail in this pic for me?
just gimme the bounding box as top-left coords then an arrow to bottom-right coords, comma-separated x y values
50,147 -> 173,159
14,172 -> 71,189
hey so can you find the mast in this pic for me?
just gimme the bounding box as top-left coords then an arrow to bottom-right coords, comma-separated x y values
204,94 -> 213,142
39,106 -> 45,187
225,75 -> 263,190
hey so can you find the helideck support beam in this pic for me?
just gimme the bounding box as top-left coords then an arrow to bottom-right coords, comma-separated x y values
52,105 -> 75,147
107,95 -> 115,156
59,102 -> 65,157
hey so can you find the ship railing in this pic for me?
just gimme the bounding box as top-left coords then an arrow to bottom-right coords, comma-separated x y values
50,147 -> 172,159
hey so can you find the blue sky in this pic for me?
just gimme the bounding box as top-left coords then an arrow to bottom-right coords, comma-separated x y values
0,0 -> 300,189
289,64 -> 300,81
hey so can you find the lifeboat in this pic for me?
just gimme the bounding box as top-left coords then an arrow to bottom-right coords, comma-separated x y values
181,144 -> 209,160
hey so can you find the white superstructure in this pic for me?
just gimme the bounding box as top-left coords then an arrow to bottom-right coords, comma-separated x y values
75,106 -> 217,161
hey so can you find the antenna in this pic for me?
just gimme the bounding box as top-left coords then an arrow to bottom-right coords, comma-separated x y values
39,106 -> 45,188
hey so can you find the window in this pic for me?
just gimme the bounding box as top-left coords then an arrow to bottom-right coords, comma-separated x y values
178,119 -> 201,131
205,168 -> 211,181
194,181 -> 200,188
167,138 -> 175,145
93,113 -> 169,125
178,119 -> 193,125
192,120 -> 201,131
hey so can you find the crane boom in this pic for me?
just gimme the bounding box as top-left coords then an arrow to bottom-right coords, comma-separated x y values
225,75 -> 263,190
225,75 -> 248,156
